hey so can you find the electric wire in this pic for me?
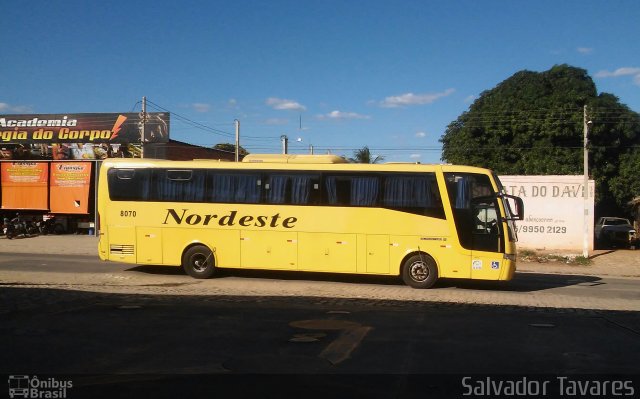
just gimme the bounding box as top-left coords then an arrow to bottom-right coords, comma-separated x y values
52,100 -> 635,154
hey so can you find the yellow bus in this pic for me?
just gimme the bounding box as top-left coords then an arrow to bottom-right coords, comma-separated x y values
97,154 -> 523,288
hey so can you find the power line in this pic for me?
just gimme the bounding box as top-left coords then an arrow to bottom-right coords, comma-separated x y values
145,99 -> 235,139
145,98 -> 282,143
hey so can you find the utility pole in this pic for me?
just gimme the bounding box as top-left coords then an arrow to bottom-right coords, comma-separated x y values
583,105 -> 592,258
140,96 -> 147,158
234,119 -> 240,162
281,135 -> 289,154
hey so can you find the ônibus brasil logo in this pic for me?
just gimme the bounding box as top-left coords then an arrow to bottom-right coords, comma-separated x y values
8,375 -> 73,398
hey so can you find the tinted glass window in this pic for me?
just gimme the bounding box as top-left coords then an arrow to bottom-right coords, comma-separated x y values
107,168 -> 152,201
324,175 -> 380,207
152,169 -> 206,202
265,174 -> 319,205
106,167 -> 444,220
207,172 -> 261,204
444,172 -> 502,252
382,173 -> 444,218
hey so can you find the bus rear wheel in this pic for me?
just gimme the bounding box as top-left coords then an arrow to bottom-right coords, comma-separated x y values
182,245 -> 216,279
402,254 -> 438,289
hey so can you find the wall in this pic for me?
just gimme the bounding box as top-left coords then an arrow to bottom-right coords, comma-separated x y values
498,176 -> 595,254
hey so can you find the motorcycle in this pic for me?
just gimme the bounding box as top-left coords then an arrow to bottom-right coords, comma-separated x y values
38,216 -> 64,235
26,218 -> 40,236
4,214 -> 34,239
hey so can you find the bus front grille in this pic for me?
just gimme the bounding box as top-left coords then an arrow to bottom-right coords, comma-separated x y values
110,244 -> 135,255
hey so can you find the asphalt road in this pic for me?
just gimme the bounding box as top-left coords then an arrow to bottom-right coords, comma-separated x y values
1,252 -> 639,398
1,252 -> 639,310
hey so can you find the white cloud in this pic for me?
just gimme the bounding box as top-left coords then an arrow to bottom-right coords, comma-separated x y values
380,88 -> 455,108
595,67 -> 640,86
266,97 -> 306,111
577,47 -> 593,55
191,103 -> 211,113
0,102 -> 33,113
409,154 -> 422,159
595,67 -> 640,77
316,110 -> 370,120
415,131 -> 427,138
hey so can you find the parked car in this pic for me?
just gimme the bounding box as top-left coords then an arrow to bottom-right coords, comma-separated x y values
595,217 -> 638,249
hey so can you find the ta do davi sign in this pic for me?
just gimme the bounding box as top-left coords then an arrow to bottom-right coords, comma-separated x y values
499,176 -> 595,253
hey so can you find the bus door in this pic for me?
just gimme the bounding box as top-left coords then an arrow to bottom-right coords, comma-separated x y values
469,196 -> 503,279
445,173 -> 504,280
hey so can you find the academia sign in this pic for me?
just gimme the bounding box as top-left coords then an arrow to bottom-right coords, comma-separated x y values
499,175 -> 595,253
0,112 -> 169,144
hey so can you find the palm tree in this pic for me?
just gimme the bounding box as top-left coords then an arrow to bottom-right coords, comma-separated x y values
349,146 -> 384,163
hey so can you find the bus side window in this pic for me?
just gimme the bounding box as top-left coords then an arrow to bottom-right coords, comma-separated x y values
107,168 -> 152,201
324,175 -> 379,207
153,169 -> 206,202
265,174 -> 319,205
207,172 -> 261,204
444,173 -> 500,251
382,173 -> 444,218
351,176 -> 379,206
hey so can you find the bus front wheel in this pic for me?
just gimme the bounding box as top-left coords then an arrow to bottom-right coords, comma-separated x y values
402,254 -> 438,289
182,245 -> 216,279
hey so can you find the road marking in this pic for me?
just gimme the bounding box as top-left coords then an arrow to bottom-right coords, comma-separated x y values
319,325 -> 372,365
289,319 -> 373,365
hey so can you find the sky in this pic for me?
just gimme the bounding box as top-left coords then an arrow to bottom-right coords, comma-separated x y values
1,0 -> 639,163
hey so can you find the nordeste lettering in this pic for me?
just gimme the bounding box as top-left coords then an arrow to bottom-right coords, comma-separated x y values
162,208 -> 297,229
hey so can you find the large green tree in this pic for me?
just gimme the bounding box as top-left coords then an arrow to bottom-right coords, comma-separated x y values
440,64 -> 640,214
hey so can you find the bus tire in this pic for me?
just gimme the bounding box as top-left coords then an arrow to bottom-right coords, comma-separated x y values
401,253 -> 438,289
182,245 -> 216,279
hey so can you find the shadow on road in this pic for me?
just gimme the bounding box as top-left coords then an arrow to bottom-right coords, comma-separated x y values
438,272 -> 603,292
126,266 -> 602,293
1,285 -> 639,399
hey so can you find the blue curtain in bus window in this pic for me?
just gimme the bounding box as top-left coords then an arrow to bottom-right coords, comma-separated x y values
267,175 -> 288,204
351,177 -> 379,206
157,171 -> 206,202
325,177 -> 337,205
290,176 -> 310,204
383,178 -> 402,207
455,177 -> 470,209
186,171 -> 206,201
211,175 -> 235,202
415,177 -> 432,207
384,176 -> 431,207
235,175 -> 260,203
136,171 -> 152,201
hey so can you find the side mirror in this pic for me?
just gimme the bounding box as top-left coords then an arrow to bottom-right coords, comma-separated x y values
504,194 -> 524,220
